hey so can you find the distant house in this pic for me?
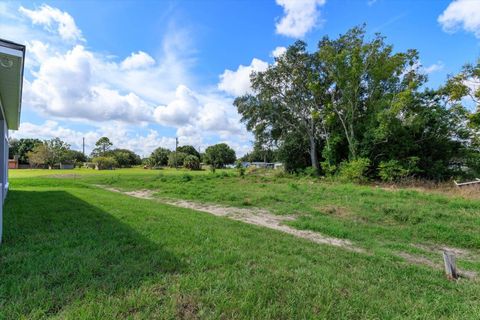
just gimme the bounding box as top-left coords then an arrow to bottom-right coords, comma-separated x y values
0,39 -> 25,243
243,162 -> 284,170
8,155 -> 19,169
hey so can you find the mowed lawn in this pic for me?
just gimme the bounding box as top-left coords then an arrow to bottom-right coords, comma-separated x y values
1,169 -> 480,319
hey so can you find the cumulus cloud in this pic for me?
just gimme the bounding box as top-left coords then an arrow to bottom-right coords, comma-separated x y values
25,45 -> 154,123
120,51 -> 156,70
438,0 -> 480,38
271,46 -> 287,58
19,4 -> 84,42
218,58 -> 269,96
154,85 -> 199,127
155,86 -> 245,136
275,0 -> 326,38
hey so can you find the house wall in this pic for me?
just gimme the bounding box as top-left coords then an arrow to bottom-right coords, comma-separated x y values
0,120 -> 6,243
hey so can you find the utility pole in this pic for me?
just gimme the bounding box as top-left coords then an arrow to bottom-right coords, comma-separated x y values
175,137 -> 179,169
82,137 -> 85,156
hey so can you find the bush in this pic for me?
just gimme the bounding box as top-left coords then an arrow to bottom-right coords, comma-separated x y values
235,161 -> 245,177
92,156 -> 117,170
183,155 -> 200,170
320,161 -> 337,176
338,158 -> 370,182
298,166 -> 318,177
378,160 -> 408,182
180,173 -> 192,182
378,157 -> 421,182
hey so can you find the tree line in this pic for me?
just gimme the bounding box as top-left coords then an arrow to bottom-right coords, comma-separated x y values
234,25 -> 480,181
9,136 -> 237,171
147,143 -> 236,171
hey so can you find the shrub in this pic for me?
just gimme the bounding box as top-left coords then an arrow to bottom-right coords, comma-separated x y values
92,156 -> 117,170
300,166 -> 318,177
180,173 -> 192,182
320,161 -> 337,176
84,162 -> 95,169
235,161 -> 245,177
378,157 -> 421,182
378,160 -> 408,182
183,155 -> 201,170
338,158 -> 370,182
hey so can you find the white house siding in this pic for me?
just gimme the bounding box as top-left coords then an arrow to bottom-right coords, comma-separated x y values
0,39 -> 25,244
0,120 -> 5,243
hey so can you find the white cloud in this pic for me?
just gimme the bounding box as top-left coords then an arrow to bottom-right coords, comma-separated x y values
438,0 -> 480,38
218,58 -> 269,96
154,86 -> 246,136
422,61 -> 445,74
120,51 -> 156,70
19,4 -> 84,42
154,85 -> 199,127
271,46 -> 287,58
275,0 -> 326,38
25,45 -> 154,123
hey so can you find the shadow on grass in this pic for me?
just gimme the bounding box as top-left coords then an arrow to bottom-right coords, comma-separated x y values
0,190 -> 181,317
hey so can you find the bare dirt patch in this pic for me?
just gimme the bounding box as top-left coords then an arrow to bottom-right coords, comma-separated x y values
397,252 -> 439,269
317,204 -> 351,217
124,189 -> 155,199
175,294 -> 199,320
411,243 -> 476,260
47,174 -> 79,179
97,185 -> 364,253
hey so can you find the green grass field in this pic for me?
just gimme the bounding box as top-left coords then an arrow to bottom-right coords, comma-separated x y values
1,168 -> 480,319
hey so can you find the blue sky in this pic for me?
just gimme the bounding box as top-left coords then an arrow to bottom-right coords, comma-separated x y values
1,0 -> 480,156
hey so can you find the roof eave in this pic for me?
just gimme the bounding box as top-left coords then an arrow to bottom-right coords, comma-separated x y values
0,39 -> 25,130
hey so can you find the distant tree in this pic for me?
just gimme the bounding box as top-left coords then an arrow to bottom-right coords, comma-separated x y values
204,143 -> 236,171
240,142 -> 276,163
277,134 -> 311,173
91,137 -> 113,157
92,156 -> 118,170
177,145 -> 200,158
105,148 -> 141,167
167,152 -> 188,167
26,138 -> 70,169
148,147 -> 171,167
65,150 -> 87,164
183,155 -> 201,170
47,138 -> 71,167
9,138 -> 42,164
26,144 -> 48,168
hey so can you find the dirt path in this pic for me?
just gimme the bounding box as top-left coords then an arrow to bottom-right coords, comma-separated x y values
96,185 -> 478,279
98,186 -> 364,253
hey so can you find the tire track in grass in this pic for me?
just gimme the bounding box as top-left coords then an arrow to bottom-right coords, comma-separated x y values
96,185 -> 365,253
95,185 -> 479,279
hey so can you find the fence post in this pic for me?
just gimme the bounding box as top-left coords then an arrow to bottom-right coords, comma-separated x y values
443,251 -> 458,280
